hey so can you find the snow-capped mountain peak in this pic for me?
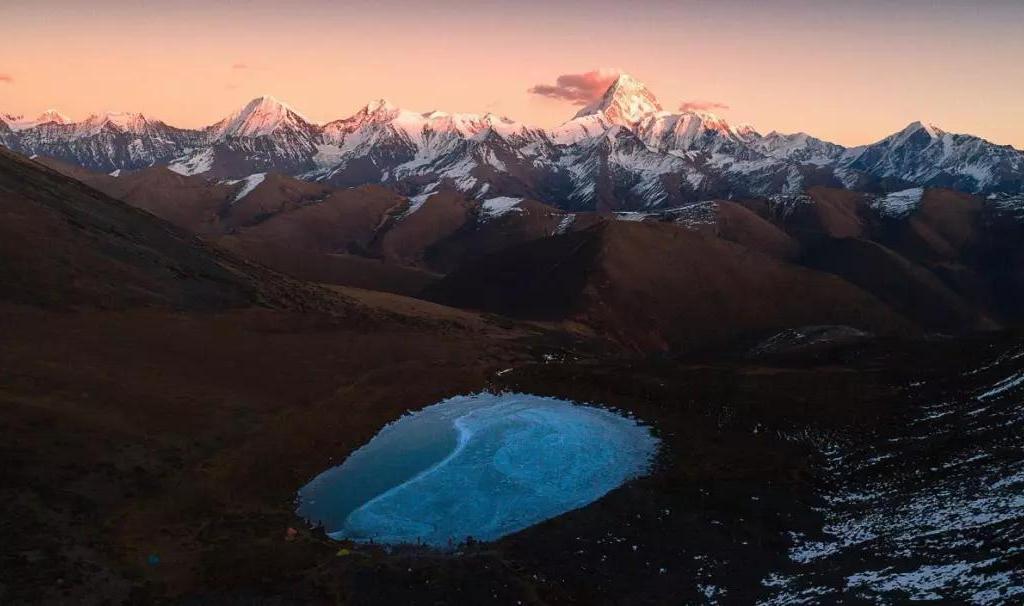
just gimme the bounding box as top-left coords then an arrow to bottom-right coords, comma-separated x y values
349,99 -> 402,123
73,111 -> 155,137
91,111 -> 146,126
366,97 -> 393,112
36,109 -> 69,124
5,84 -> 1024,205
896,120 -> 946,144
906,120 -> 943,136
575,73 -> 663,126
209,95 -> 314,139
682,109 -> 740,136
635,109 -> 759,157
320,99 -> 404,137
751,130 -> 846,165
423,111 -> 526,138
734,123 -> 761,141
837,119 -> 1024,193
1,109 -> 71,131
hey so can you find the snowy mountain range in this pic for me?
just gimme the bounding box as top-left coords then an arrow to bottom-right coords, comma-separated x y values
4,74 -> 1023,210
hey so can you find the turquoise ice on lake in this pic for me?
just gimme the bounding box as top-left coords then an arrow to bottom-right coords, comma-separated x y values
296,392 -> 659,547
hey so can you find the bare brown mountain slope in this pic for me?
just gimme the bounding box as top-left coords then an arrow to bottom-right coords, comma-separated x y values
754,186 -> 867,243
676,200 -> 801,261
32,157 -> 333,234
25,156 -> 594,294
380,195 -> 575,273
30,156 -> 439,295
94,167 -> 236,234
0,147 -> 340,311
219,184 -> 402,252
218,190 -> 587,292
213,185 -> 447,295
222,172 -> 333,230
373,191 -> 478,267
429,220 -> 911,351
741,186 -> 1022,327
803,237 -> 993,330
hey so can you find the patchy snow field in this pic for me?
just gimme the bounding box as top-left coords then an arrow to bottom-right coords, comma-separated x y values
760,345 -> 1024,605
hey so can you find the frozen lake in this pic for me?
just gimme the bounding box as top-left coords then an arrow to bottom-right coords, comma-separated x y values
296,392 -> 659,547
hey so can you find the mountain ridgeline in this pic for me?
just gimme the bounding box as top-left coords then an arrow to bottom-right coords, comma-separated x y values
3,73 -> 1024,211
4,74 -> 1024,353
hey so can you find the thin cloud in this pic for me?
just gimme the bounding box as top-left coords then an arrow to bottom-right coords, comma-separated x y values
232,63 -> 269,73
679,100 -> 730,112
528,69 -> 621,106
0,74 -> 13,84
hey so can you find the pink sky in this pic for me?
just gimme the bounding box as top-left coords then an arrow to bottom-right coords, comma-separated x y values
1,0 -> 1022,148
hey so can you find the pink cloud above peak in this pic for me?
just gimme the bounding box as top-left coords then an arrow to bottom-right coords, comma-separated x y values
528,69 -> 621,106
0,74 -> 13,84
679,100 -> 730,113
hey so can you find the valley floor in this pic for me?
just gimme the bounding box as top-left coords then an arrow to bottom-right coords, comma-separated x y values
2,299 -> 1021,604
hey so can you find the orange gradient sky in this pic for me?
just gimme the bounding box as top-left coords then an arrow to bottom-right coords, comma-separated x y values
2,0 -> 1022,147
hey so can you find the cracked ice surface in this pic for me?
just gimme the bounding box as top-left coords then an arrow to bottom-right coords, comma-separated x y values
297,392 -> 658,547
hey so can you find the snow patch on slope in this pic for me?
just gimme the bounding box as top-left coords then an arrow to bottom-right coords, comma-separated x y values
870,188 -> 925,218
402,192 -> 437,218
480,196 -> 523,220
987,194 -> 1024,220
168,148 -> 215,176
760,347 -> 1024,604
313,143 -> 344,167
845,559 -> 1024,603
553,214 -> 576,235
231,173 -> 267,203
